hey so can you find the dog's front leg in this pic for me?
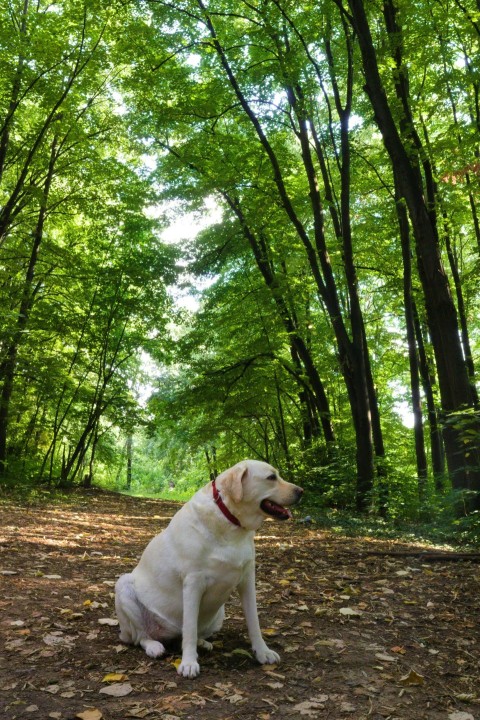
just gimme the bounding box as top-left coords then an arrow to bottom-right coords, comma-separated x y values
178,573 -> 204,678
238,562 -> 280,665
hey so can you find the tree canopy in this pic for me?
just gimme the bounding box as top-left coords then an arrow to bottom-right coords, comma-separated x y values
0,0 -> 479,524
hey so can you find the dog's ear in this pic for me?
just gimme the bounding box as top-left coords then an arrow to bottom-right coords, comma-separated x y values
219,462 -> 248,504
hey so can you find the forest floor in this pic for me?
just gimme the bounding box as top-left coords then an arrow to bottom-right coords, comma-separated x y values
0,489 -> 479,720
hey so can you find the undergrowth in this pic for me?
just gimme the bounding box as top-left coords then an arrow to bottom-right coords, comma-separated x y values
305,508 -> 480,548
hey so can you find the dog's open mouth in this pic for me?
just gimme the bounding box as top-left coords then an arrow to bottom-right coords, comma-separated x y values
260,499 -> 292,520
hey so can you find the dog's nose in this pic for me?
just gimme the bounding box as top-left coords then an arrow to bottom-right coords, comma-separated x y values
295,486 -> 304,502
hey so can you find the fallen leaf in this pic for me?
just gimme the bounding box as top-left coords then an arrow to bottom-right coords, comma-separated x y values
454,693 -> 476,702
227,693 -> 245,704
399,669 -> 425,686
316,639 -> 345,649
76,710 -> 103,720
43,632 -> 76,646
130,663 -> 152,675
262,668 -> 285,679
339,607 -> 362,617
99,682 -> 133,697
102,672 -> 129,682
125,705 -> 151,718
293,696 -> 328,716
448,713 -> 474,720
231,648 -> 253,658
284,644 -> 301,653
43,684 -> 60,694
97,618 -> 119,626
375,653 -> 397,662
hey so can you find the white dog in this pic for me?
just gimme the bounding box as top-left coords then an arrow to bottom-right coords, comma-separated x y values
115,459 -> 303,678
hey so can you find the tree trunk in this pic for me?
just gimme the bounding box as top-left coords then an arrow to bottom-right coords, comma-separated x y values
0,136 -> 58,475
205,446 -> 218,481
347,0 -> 480,510
289,83 -> 376,510
397,195 -> 428,493
225,195 -> 336,446
126,433 -> 133,490
412,304 -> 446,487
442,216 -> 479,406
198,0 -> 375,509
274,372 -> 291,470
0,0 -> 29,184
290,346 -> 321,445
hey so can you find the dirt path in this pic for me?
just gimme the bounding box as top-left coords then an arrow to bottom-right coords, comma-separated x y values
1,490 -> 479,720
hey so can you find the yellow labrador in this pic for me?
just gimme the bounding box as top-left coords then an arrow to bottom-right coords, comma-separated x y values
115,459 -> 303,678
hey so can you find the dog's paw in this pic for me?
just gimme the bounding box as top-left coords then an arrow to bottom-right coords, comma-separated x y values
142,640 -> 165,658
253,646 -> 280,665
178,660 -> 200,678
198,638 -> 213,651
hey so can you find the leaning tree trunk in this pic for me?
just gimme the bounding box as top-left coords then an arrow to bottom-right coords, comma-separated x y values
225,195 -> 336,447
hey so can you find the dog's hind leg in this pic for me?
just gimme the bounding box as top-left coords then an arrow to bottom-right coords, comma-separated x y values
115,573 -> 165,659
198,605 -> 225,651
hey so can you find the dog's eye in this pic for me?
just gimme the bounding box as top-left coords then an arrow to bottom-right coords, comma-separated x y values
266,473 -> 277,481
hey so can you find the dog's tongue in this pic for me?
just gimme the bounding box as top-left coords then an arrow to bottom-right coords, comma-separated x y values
260,499 -> 292,520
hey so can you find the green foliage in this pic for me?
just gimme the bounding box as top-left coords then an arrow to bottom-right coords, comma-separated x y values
0,0 -> 479,544
451,510 -> 480,546
0,0 -> 177,486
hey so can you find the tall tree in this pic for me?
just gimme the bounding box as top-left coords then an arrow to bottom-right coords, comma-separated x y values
0,0 -> 177,483
130,0 -> 389,508
346,0 -> 480,509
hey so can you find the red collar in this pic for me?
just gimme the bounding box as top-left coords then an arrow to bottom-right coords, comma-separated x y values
212,478 -> 242,527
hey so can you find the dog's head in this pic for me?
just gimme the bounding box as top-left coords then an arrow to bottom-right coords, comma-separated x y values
217,460 -> 303,531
